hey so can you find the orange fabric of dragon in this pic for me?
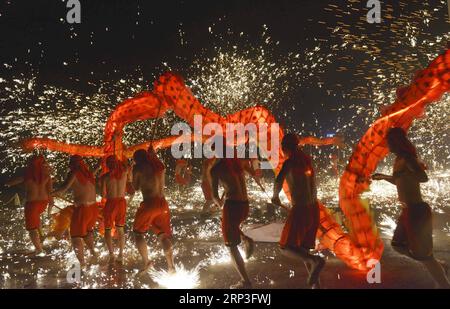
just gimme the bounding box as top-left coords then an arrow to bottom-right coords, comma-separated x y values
23,49 -> 450,270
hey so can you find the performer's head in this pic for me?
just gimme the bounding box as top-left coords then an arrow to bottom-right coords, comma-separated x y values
106,155 -> 118,171
69,155 -> 83,171
106,154 -> 124,178
147,145 -> 158,159
281,133 -> 299,158
69,155 -> 94,184
386,127 -> 417,158
25,155 -> 47,184
145,146 -> 165,172
133,149 -> 148,165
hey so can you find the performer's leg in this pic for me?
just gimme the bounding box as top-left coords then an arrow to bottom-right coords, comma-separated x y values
228,245 -> 252,288
117,227 -> 125,263
280,247 -> 325,286
28,229 -> 43,254
135,232 -> 152,272
105,229 -> 114,263
422,258 -> 450,288
72,237 -> 85,267
158,234 -> 175,273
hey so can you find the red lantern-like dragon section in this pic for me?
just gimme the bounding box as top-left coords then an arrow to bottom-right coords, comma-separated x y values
22,49 -> 450,270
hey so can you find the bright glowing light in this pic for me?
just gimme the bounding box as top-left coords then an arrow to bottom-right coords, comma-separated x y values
150,264 -> 200,289
378,214 -> 397,237
0,2 -> 449,288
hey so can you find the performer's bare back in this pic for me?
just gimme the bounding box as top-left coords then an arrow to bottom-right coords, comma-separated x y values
281,159 -> 316,206
211,159 -> 248,202
103,171 -> 128,199
24,176 -> 51,202
393,157 -> 427,205
133,165 -> 165,201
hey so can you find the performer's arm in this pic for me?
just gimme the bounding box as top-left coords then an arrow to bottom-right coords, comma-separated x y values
309,164 -> 318,201
242,159 -> 264,189
100,175 -> 107,200
132,166 -> 140,192
5,177 -> 24,187
53,173 -> 75,197
174,161 -> 182,176
272,161 -> 289,205
372,173 -> 395,184
47,177 -> 54,216
93,164 -> 102,177
210,165 -> 221,208
126,166 -> 135,194
159,171 -> 165,196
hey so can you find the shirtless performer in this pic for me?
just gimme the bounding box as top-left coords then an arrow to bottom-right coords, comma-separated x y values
372,127 -> 450,288
52,155 -> 99,267
271,133 -> 325,288
5,155 -> 53,255
210,141 -> 255,289
132,148 -> 175,273
100,155 -> 129,264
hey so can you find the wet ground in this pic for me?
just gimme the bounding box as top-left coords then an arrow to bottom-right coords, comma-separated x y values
0,175 -> 449,289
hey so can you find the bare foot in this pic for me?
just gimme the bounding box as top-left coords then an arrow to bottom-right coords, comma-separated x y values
307,256 -> 325,287
437,259 -> 449,277
26,250 -> 45,257
89,251 -> 99,264
168,267 -> 176,274
108,255 -> 115,265
79,261 -> 87,270
137,261 -> 153,275
116,254 -> 123,264
230,280 -> 252,289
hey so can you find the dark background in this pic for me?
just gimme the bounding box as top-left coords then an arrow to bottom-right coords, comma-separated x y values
0,0 -> 449,181
1,0 -> 448,127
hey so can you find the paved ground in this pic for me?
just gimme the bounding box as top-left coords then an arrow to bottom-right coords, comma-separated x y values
0,177 -> 449,289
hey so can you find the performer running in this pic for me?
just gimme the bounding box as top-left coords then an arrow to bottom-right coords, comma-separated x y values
5,155 -> 53,255
100,155 -> 129,264
271,133 -> 325,288
210,141 -> 254,289
52,155 -> 99,267
372,127 -> 450,288
132,148 -> 175,273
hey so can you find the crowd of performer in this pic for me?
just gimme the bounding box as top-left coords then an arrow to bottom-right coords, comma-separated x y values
4,128 -> 450,288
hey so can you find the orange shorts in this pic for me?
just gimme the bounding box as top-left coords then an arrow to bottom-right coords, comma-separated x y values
221,199 -> 249,246
280,202 -> 319,250
133,197 -> 172,237
392,202 -> 433,260
70,203 -> 100,238
201,180 -> 213,201
104,197 -> 127,229
25,200 -> 48,230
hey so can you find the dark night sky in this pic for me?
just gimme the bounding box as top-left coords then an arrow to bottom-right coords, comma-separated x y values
1,0 -> 342,88
0,0 -> 448,141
